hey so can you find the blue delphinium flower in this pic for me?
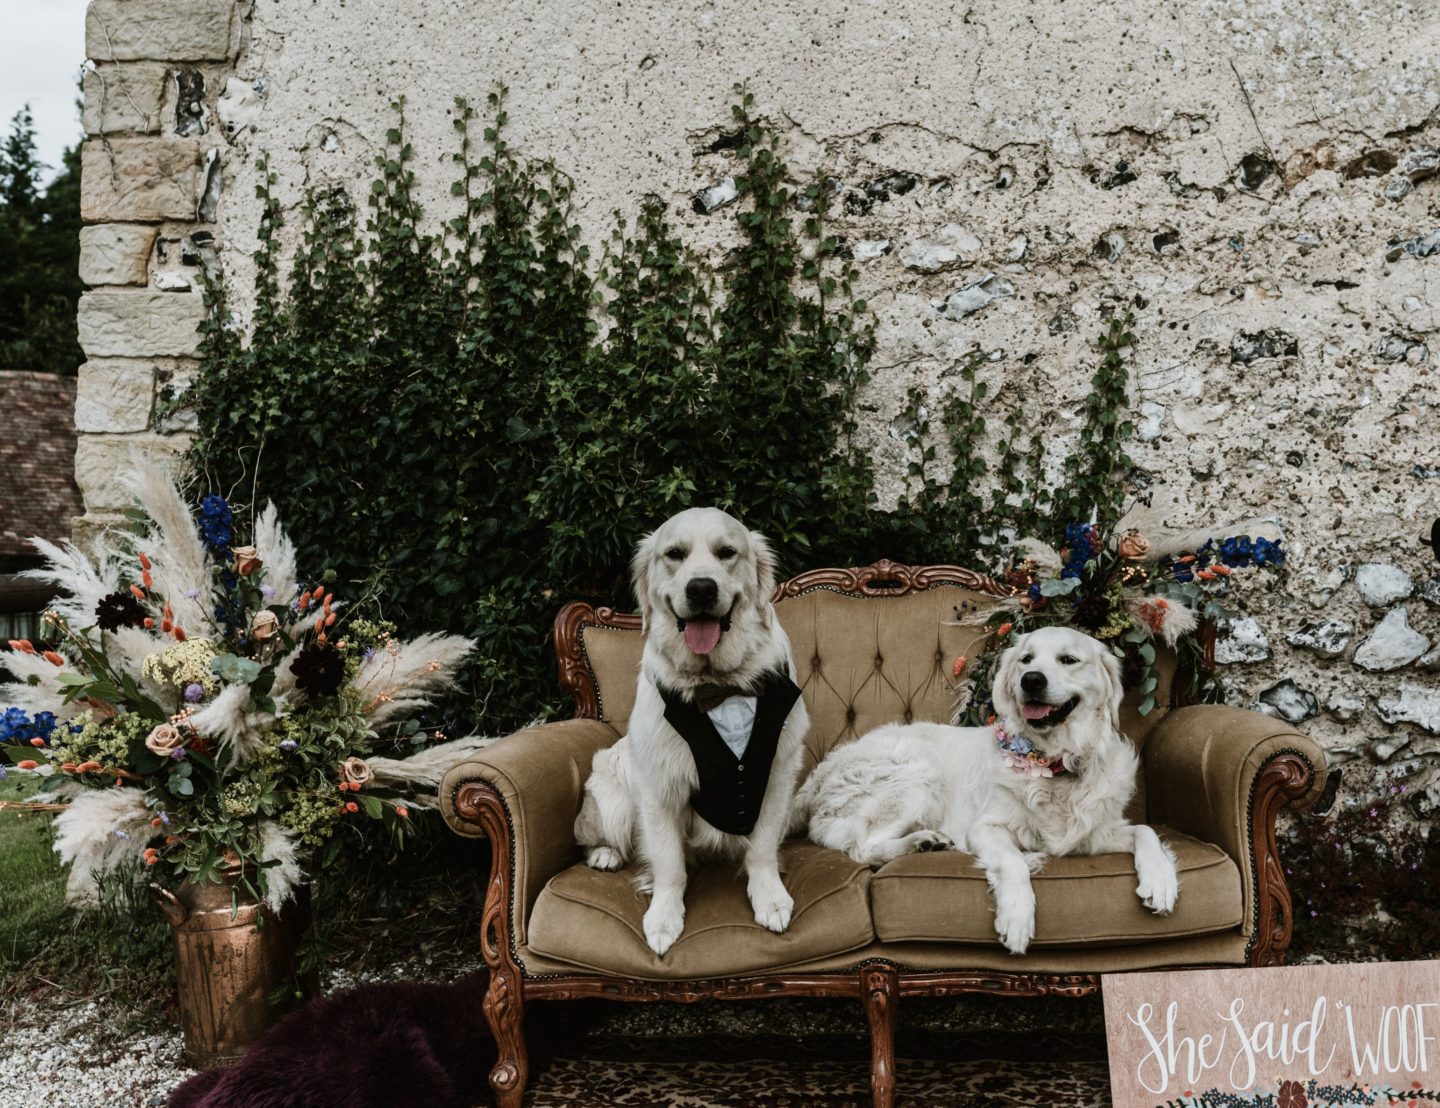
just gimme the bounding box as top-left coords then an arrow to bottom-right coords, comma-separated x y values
198,494 -> 234,557
1060,522 -> 1097,579
0,707 -> 57,746
1253,537 -> 1285,567
279,739 -> 298,753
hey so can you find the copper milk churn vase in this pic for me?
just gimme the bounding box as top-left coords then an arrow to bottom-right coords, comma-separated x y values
149,867 -> 312,1067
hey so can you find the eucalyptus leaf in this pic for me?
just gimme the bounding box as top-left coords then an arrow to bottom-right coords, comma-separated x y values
1040,577 -> 1082,597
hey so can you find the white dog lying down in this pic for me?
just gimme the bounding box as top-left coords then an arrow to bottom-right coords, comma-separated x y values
574,508 -> 810,957
793,626 -> 1179,955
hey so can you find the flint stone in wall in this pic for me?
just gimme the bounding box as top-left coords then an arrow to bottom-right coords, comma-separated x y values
75,434 -> 184,513
1354,608 -> 1430,671
1385,230 -> 1440,261
78,224 -> 158,286
78,290 -> 206,358
1418,577 -> 1440,608
1215,616 -> 1270,664
1354,563 -> 1413,606
86,0 -> 235,63
1376,681 -> 1440,734
692,177 -> 737,213
932,274 -> 1014,321
1286,619 -> 1352,657
1402,148 -> 1440,182
81,139 -> 204,222
1369,734 -> 1412,763
1325,693 -> 1365,722
1419,646 -> 1440,672
75,361 -> 156,433
82,63 -> 167,134
853,240 -> 891,261
900,224 -> 981,273
1255,678 -> 1318,723
1230,329 -> 1298,364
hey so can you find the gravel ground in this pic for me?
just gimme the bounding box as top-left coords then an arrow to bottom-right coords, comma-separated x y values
0,997 -> 188,1108
0,954 -> 484,1108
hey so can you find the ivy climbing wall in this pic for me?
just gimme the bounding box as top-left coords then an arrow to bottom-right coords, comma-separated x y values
77,2 -> 1440,845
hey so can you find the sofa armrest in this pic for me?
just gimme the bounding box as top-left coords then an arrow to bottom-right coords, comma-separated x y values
440,717 -> 620,952
1143,704 -> 1327,964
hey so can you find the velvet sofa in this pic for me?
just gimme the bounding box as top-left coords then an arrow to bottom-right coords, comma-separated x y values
440,561 -> 1329,1107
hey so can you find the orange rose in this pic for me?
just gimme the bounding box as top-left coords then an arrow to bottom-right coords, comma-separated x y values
42,651 -> 65,667
996,622 -> 1013,637
16,760 -> 38,770
345,801 -> 359,814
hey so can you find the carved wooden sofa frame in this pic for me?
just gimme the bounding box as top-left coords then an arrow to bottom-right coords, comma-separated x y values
445,561 -> 1328,1108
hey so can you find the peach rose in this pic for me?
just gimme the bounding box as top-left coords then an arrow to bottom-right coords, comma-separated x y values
145,723 -> 186,756
232,546 -> 263,577
339,757 -> 374,789
1117,529 -> 1151,560
250,610 -> 279,641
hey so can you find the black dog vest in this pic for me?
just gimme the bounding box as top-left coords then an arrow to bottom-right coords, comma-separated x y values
657,669 -> 802,836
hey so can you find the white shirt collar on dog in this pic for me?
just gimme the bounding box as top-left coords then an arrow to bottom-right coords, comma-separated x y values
706,696 -> 758,759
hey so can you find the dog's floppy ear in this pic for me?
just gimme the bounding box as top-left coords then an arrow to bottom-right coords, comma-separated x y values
1099,645 -> 1125,735
988,633 -> 1026,725
630,529 -> 657,632
750,530 -> 777,609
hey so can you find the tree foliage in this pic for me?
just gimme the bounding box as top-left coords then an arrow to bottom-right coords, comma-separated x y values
0,106 -> 83,375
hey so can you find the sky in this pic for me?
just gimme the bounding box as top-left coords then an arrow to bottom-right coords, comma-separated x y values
0,0 -> 90,185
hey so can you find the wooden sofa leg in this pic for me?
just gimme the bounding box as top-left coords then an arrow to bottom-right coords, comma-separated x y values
860,963 -> 899,1108
484,964 -> 527,1108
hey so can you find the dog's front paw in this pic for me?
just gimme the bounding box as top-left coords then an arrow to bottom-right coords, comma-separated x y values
1137,862 -> 1179,915
642,898 -> 685,957
911,830 -> 955,853
748,873 -> 794,933
993,894 -> 1036,955
585,846 -> 625,871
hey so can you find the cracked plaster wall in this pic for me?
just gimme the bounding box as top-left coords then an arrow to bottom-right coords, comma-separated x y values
91,1 -> 1440,820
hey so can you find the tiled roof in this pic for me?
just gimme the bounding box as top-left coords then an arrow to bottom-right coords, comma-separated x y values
0,371 -> 82,559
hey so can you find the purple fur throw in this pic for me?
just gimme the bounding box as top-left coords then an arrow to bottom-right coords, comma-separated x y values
168,970 -> 493,1108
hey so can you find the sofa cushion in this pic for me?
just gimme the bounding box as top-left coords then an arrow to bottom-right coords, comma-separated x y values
870,829 -> 1242,947
526,842 -> 874,980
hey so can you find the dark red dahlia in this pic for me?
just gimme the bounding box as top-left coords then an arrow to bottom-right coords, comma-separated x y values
95,590 -> 148,632
290,643 -> 346,697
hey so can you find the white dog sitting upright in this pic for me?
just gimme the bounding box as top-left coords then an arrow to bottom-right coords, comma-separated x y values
794,625 -> 1178,954
574,508 -> 810,957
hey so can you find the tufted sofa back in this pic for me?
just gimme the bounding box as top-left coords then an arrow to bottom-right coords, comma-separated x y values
556,562 -> 1183,789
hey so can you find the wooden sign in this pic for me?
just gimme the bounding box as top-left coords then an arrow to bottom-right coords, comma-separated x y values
1102,961 -> 1440,1107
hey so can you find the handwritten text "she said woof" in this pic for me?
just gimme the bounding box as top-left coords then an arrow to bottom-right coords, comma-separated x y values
1128,997 -> 1439,1095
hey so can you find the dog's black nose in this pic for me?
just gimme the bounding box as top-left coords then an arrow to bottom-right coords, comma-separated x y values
1020,670 -> 1048,696
685,576 -> 719,611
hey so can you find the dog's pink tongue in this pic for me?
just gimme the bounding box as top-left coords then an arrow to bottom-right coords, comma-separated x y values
683,617 -> 723,655
1022,703 -> 1054,721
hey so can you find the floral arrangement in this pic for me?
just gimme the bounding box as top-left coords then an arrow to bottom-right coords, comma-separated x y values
1160,1078 -> 1438,1107
953,518 -> 1286,725
0,465 -> 486,911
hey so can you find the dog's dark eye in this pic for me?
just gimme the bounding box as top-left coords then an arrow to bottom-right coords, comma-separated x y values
664,546 -> 686,561
1059,654 -> 1079,665
716,546 -> 737,560
1020,654 -> 1032,664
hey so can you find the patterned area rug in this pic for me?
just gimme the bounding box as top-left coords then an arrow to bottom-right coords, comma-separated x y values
525,1029 -> 1112,1107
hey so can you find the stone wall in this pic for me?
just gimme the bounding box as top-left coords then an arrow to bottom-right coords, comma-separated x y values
76,0 -> 249,542
78,2 -> 1440,817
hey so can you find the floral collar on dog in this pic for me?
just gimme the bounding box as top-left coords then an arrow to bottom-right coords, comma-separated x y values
994,723 -> 1070,779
